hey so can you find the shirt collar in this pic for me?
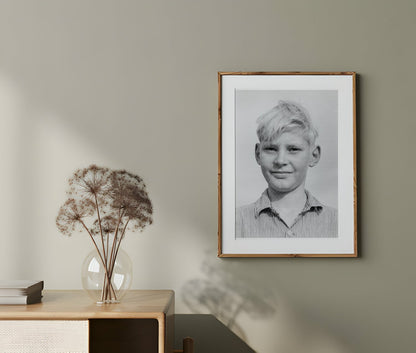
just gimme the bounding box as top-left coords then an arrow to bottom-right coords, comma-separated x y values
254,189 -> 323,218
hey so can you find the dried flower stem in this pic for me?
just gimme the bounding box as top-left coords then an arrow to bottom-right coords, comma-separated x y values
94,195 -> 107,266
93,194 -> 113,302
79,220 -> 116,300
108,209 -> 124,278
110,220 -> 130,278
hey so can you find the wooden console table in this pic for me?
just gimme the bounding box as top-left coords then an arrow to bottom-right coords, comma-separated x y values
0,290 -> 174,353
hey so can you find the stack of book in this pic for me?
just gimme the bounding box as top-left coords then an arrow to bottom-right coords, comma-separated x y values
0,280 -> 44,305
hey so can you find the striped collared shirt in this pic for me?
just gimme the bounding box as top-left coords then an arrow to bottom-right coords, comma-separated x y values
236,190 -> 338,238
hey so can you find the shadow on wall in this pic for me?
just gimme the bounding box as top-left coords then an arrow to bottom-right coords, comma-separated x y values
181,255 -> 353,353
181,256 -> 278,341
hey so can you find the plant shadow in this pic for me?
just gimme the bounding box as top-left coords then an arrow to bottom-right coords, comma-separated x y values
181,257 -> 278,341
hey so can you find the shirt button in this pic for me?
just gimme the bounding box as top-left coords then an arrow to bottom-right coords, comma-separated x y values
286,230 -> 295,237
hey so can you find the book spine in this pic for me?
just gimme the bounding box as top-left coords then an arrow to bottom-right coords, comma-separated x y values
0,290 -> 28,297
0,281 -> 44,297
0,295 -> 42,305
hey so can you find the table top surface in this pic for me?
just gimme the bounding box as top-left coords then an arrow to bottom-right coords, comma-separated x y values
0,290 -> 174,320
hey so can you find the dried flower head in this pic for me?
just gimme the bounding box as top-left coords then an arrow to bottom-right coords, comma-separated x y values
109,169 -> 153,231
68,165 -> 111,200
57,165 -> 153,237
56,198 -> 95,236
91,215 -> 124,237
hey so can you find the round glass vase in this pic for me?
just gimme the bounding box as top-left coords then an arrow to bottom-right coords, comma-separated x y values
81,248 -> 132,304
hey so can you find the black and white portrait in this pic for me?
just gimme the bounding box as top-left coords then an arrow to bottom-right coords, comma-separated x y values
235,91 -> 338,238
218,72 -> 356,257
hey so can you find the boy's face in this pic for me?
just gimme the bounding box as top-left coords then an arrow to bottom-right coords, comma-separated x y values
255,131 -> 320,194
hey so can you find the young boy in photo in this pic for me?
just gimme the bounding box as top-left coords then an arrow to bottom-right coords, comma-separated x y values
236,100 -> 338,238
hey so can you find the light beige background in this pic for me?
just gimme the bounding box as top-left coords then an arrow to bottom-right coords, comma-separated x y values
0,1 -> 415,352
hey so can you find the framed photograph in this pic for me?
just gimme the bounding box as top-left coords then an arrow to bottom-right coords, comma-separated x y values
218,72 -> 357,257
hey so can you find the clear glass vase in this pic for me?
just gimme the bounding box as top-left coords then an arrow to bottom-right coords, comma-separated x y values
81,248 -> 132,304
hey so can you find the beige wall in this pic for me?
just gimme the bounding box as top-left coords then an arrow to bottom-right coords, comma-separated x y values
0,1 -> 415,352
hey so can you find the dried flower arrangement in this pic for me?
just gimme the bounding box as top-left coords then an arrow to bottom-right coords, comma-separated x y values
56,165 -> 153,302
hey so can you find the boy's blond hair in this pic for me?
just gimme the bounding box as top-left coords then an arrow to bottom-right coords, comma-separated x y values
256,100 -> 318,145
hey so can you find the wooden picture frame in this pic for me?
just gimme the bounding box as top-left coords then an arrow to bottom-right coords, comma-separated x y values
218,72 -> 357,257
